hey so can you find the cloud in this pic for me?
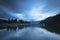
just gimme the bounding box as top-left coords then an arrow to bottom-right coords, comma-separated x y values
0,0 -> 27,13
0,0 -> 60,21
42,0 -> 60,13
15,3 -> 59,21
16,14 -> 27,20
23,4 -> 58,21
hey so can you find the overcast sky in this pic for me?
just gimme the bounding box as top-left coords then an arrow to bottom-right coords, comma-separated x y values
0,0 -> 60,40
0,0 -> 60,21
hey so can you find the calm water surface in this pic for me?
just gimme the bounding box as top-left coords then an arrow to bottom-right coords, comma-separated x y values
0,26 -> 60,40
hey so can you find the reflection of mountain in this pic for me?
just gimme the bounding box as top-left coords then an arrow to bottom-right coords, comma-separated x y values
40,13 -> 60,34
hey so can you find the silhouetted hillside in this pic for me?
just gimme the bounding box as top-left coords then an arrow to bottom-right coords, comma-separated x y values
0,19 -> 8,23
0,19 -> 30,24
0,19 -> 30,30
40,13 -> 60,34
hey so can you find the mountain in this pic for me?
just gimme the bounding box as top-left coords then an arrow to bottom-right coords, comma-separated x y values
40,13 -> 60,34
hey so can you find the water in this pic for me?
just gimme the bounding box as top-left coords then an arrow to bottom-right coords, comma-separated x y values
0,26 -> 60,40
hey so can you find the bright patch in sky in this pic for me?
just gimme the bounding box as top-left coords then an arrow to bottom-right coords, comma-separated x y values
16,14 -> 25,20
28,5 -> 58,21
16,4 -> 58,21
1,0 -> 59,21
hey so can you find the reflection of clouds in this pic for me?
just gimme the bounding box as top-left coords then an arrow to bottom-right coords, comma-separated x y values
2,27 -> 60,40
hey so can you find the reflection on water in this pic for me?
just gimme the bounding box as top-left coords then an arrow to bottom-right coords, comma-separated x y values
0,26 -> 60,40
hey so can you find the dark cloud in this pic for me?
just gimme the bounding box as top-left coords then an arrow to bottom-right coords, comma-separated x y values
0,0 -> 60,13
0,8 -> 16,19
0,0 -> 60,20
47,0 -> 60,7
0,0 -> 27,12
0,8 -> 9,18
41,0 -> 60,13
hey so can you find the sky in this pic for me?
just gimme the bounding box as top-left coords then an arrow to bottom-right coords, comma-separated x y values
0,0 -> 60,40
0,0 -> 60,21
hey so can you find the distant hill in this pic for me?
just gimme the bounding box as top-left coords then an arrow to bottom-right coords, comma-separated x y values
0,18 -> 30,24
0,18 -> 31,30
40,13 -> 60,34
